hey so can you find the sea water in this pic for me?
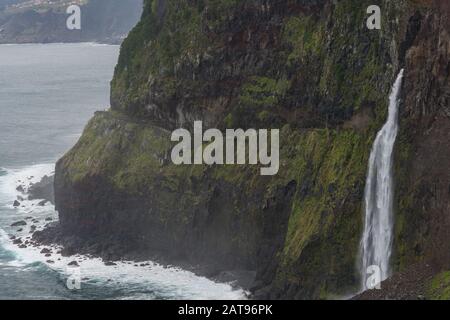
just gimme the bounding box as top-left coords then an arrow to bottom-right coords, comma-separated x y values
0,43 -> 246,300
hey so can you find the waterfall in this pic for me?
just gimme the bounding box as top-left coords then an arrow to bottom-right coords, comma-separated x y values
360,69 -> 404,290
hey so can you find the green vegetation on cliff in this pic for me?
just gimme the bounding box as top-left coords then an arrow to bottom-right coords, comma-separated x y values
427,272 -> 450,300
61,0 -> 399,299
55,0 -> 450,300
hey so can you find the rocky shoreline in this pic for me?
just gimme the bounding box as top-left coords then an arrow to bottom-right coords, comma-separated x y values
13,174 -> 54,208
31,223 -> 256,293
7,175 -> 253,295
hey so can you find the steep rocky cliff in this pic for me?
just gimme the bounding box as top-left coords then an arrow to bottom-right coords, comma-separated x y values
45,0 -> 449,299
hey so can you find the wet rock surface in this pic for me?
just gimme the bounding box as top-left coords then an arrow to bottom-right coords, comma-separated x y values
27,175 -> 55,205
354,263 -> 438,300
11,221 -> 26,227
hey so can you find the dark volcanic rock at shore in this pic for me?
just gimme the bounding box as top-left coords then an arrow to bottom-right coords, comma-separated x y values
11,220 -> 26,227
28,175 -> 54,204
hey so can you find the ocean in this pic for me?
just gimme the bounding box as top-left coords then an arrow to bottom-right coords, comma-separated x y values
0,43 -> 245,300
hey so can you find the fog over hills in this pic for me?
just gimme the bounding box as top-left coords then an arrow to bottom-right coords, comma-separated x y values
0,0 -> 143,44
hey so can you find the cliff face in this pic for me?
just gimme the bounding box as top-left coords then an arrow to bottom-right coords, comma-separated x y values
394,0 -> 450,270
51,0 -> 450,299
0,0 -> 143,44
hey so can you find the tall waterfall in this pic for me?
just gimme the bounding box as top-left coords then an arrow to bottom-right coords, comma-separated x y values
360,69 -> 404,290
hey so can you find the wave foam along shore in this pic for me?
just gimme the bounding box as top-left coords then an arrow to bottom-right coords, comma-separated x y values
0,163 -> 247,300
0,163 -> 55,204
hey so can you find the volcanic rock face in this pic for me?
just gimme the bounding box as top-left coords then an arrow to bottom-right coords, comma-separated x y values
51,0 -> 450,299
28,175 -> 54,204
394,0 -> 450,271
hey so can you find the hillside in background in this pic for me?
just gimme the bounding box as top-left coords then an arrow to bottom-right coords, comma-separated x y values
0,0 -> 143,44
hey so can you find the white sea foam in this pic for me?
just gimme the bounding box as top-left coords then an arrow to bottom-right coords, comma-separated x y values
0,229 -> 247,299
0,164 -> 247,300
0,163 -> 55,204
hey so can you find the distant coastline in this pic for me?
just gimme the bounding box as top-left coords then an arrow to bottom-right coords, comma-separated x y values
0,0 -> 142,45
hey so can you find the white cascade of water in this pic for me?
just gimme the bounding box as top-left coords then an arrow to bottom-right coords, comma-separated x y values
360,69 -> 404,290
